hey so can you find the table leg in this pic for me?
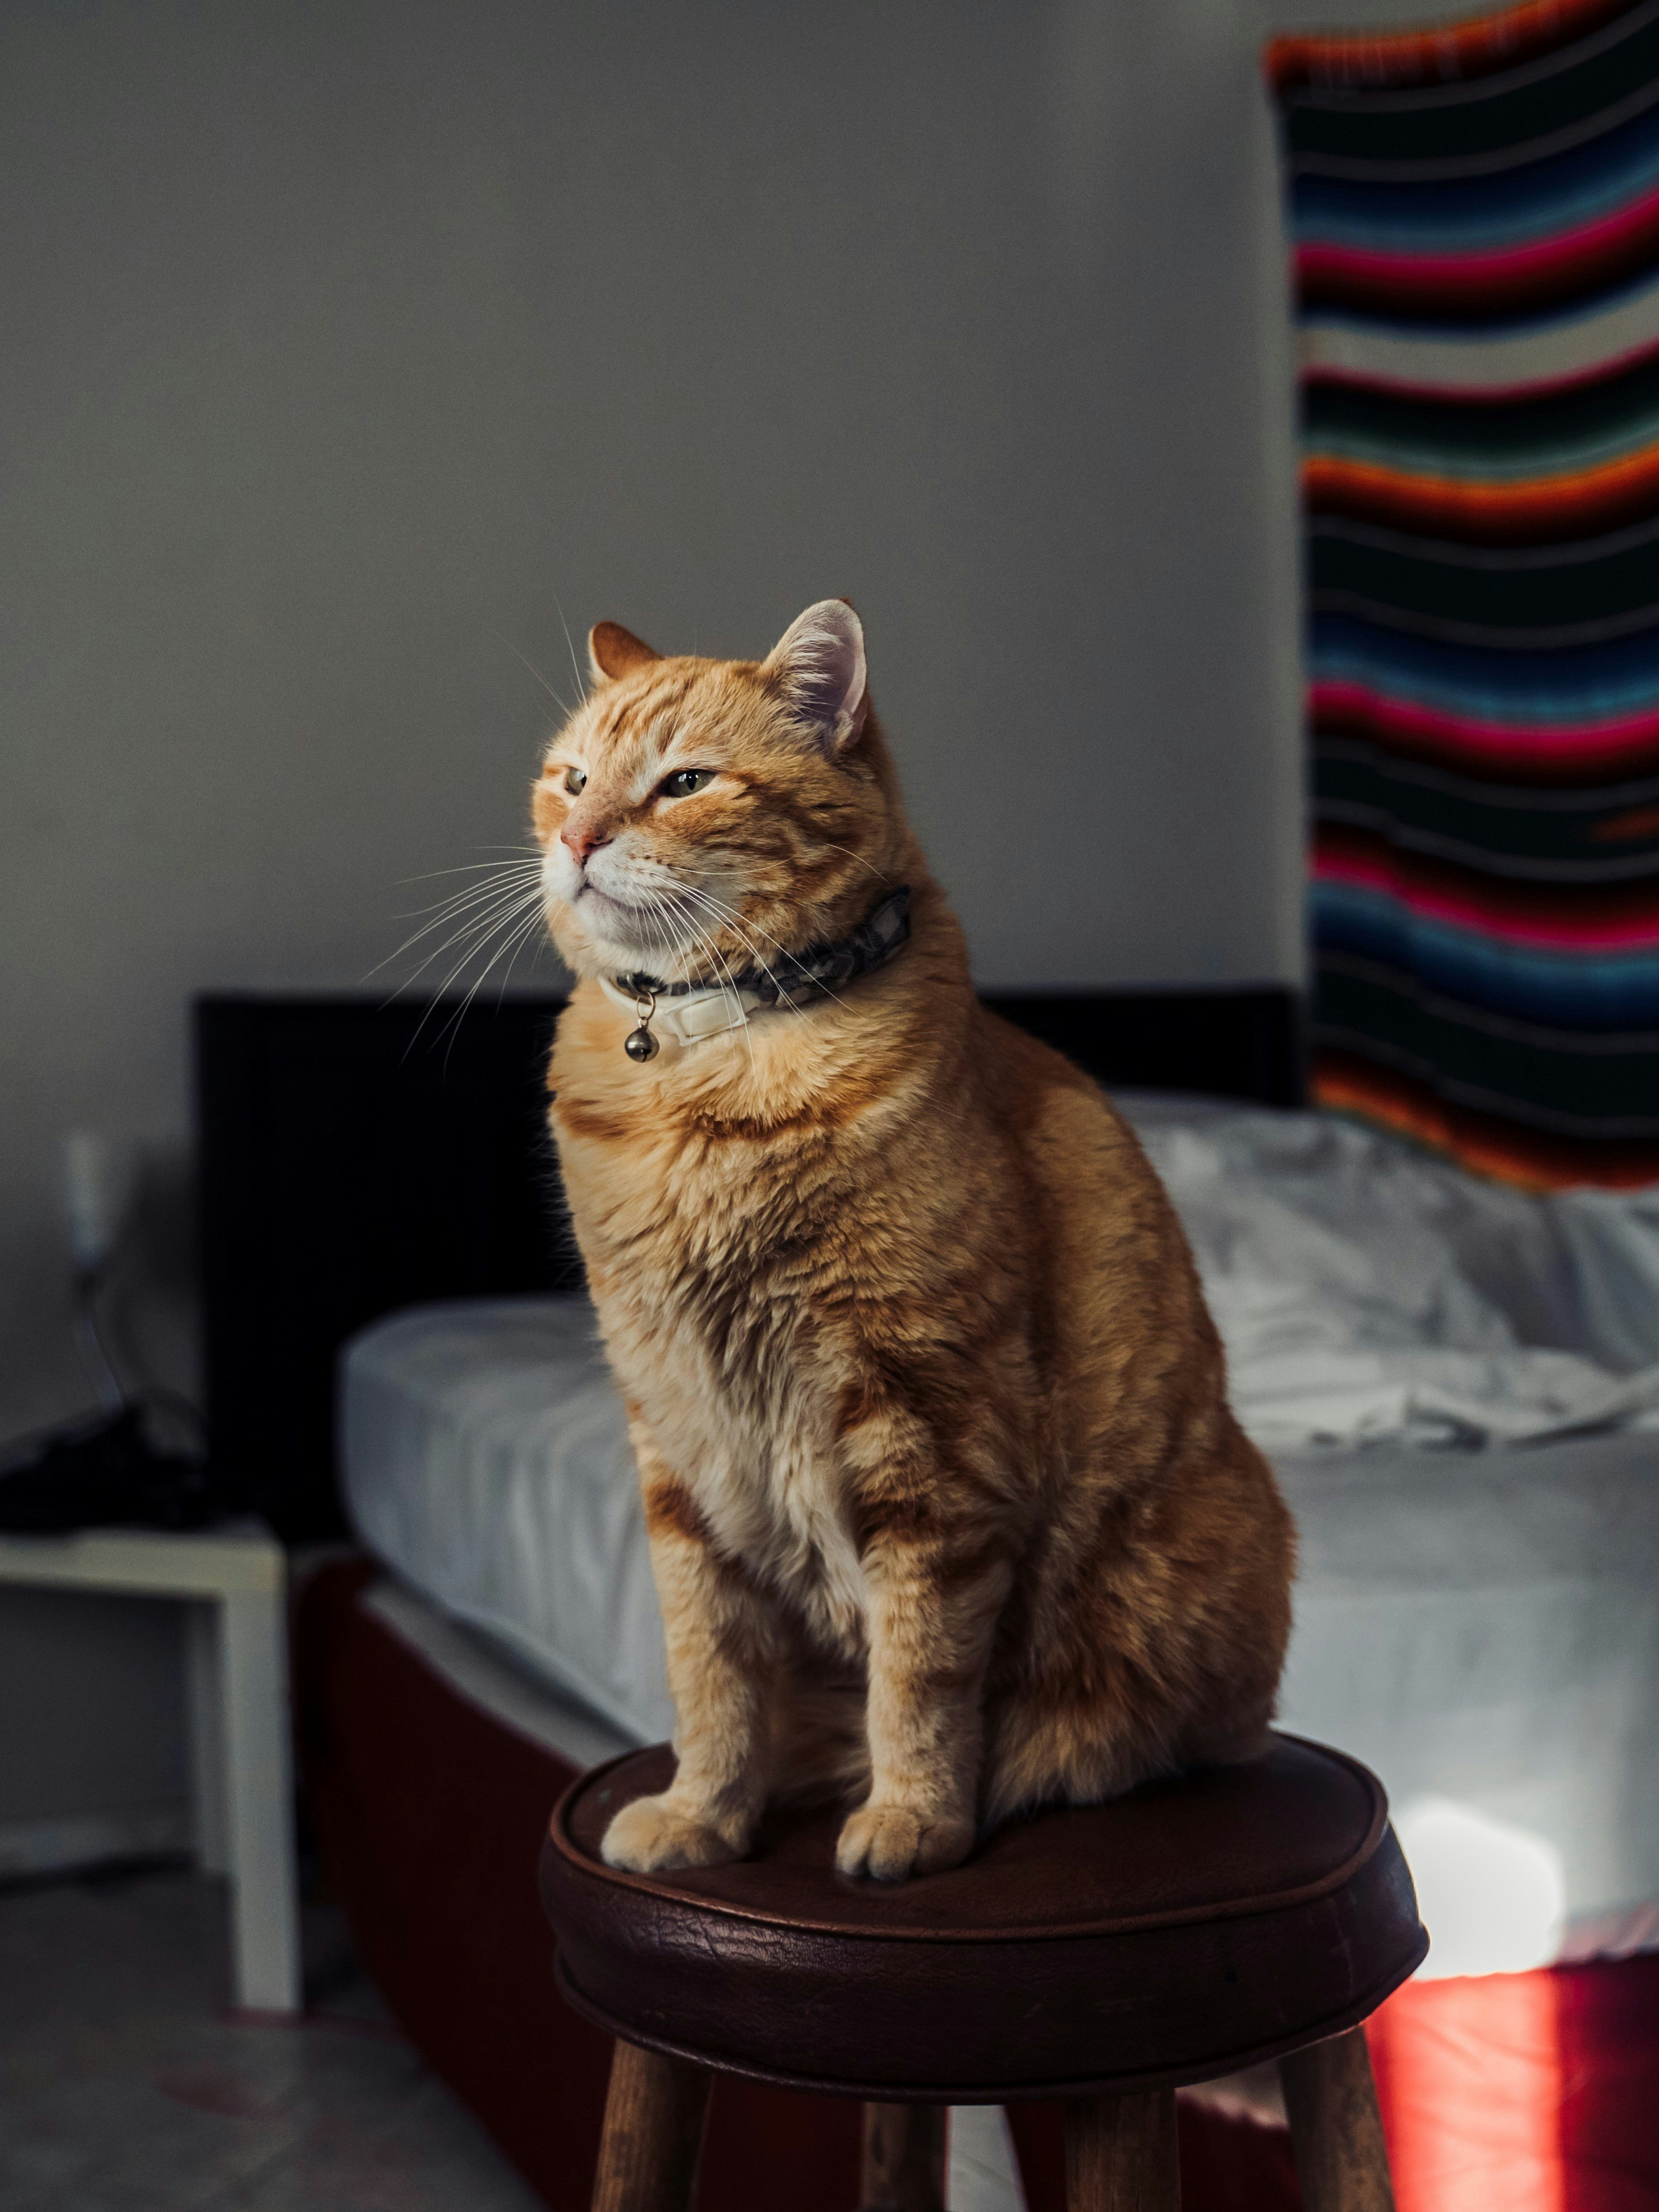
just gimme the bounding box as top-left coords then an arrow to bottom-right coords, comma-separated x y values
861,2102 -> 948,2208
184,1599 -> 228,1877
592,2041 -> 711,2212
218,1585 -> 300,2014
1063,2089 -> 1179,2211
1279,2028 -> 1394,2212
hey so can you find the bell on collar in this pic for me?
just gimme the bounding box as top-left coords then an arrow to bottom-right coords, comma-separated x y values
624,981 -> 659,1063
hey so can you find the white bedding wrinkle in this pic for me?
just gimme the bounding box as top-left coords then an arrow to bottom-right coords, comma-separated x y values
1120,1096 -> 1659,1450
1552,1186 -> 1659,1373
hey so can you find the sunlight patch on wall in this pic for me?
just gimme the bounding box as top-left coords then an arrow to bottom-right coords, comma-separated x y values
1395,1795 -> 1565,1982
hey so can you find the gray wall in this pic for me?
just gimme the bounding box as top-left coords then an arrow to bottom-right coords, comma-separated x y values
1,0 -> 1319,1448
0,0 -> 1438,1867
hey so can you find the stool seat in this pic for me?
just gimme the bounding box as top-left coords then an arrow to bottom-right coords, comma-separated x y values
540,1732 -> 1426,2103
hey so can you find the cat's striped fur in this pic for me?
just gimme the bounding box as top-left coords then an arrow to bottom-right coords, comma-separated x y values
534,602 -> 1294,1881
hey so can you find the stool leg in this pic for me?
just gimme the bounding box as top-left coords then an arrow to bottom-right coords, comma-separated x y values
860,2103 -> 947,2210
591,2041 -> 711,2212
1279,2028 -> 1394,2212
1063,2090 -> 1179,2210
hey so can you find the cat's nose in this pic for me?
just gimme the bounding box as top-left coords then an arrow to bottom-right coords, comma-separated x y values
561,820 -> 612,865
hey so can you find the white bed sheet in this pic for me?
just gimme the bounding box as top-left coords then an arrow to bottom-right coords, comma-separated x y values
340,1102 -> 1659,1977
341,1294 -> 1659,1973
343,1296 -> 663,1746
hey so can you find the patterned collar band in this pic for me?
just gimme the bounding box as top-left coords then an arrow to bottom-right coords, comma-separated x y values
600,885 -> 912,1060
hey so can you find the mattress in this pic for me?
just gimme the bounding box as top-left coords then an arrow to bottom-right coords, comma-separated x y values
344,1296 -> 663,1747
341,1100 -> 1659,1976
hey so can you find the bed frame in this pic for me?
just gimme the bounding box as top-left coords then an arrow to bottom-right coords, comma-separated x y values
195,985 -> 1302,1539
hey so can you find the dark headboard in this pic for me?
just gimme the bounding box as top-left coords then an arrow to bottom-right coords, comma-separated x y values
196,987 -> 1301,1538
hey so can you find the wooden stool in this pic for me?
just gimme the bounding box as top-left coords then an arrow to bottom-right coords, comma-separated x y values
540,1734 -> 1426,2211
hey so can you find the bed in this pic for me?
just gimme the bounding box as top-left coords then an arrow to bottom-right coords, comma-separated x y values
200,990 -> 1659,2212
341,1293 -> 1659,1978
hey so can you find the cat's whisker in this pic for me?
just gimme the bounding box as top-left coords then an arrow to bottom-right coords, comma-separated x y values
818,841 -> 891,885
401,910 -> 549,1037
673,915 -> 757,1076
662,881 -> 769,979
699,836 -> 889,889
552,591 -> 589,706
396,851 -> 543,885
682,880 -> 822,980
378,859 -> 546,945
384,872 -> 546,944
391,886 -> 550,1025
405,861 -> 546,911
423,891 -> 556,1065
495,629 -> 572,715
446,902 -> 555,1058
492,897 -> 555,1006
636,897 -> 677,991
651,893 -> 757,1075
649,899 -> 724,1029
677,885 -> 838,1018
634,886 -> 713,990
700,932 -> 808,1024
654,906 -> 699,995
443,909 -> 544,1039
673,887 -> 810,1018
372,875 -> 549,986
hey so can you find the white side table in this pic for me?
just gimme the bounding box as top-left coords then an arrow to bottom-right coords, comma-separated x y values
0,1518 -> 300,2014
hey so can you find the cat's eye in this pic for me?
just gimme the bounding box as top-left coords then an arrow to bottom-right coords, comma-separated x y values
562,766 -> 587,796
661,770 -> 714,800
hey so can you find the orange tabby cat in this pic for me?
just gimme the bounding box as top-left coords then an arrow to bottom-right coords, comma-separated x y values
535,601 -> 1294,1882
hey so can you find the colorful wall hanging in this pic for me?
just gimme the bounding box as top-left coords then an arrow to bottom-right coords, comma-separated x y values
1271,0 -> 1659,1187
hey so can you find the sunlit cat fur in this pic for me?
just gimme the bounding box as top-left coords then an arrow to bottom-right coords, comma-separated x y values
534,601 -> 1294,1883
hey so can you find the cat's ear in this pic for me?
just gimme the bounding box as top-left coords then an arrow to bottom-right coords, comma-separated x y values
763,599 -> 868,756
588,621 -> 662,683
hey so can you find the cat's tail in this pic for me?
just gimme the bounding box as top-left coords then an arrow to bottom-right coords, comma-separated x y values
767,1679 -> 870,1808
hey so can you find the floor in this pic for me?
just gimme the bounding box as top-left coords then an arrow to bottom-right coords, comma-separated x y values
0,1862 -> 1027,2212
0,1864 -> 545,2212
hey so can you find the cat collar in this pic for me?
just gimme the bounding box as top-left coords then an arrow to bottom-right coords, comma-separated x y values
601,885 -> 912,1061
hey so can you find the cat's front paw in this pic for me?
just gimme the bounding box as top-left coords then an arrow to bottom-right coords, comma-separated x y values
834,1801 -> 974,1882
600,1792 -> 742,1874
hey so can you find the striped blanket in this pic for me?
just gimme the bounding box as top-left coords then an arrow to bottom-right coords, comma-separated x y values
1270,0 -> 1659,1188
